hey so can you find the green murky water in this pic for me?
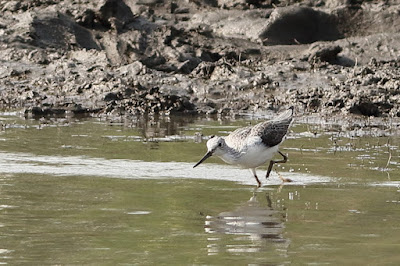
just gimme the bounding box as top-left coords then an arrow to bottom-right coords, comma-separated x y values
0,112 -> 399,265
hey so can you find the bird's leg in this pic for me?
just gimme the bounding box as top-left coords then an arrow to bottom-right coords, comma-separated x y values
250,168 -> 262,188
266,151 -> 288,179
275,169 -> 293,183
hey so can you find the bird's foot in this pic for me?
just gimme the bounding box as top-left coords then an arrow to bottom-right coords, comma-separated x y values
275,170 -> 292,183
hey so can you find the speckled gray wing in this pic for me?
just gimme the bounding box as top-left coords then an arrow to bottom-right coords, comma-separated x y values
224,125 -> 253,150
251,108 -> 293,147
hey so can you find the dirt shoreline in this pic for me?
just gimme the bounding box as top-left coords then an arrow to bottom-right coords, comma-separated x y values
1,0 -> 400,118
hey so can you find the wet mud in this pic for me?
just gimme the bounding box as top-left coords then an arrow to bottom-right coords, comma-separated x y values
1,0 -> 400,118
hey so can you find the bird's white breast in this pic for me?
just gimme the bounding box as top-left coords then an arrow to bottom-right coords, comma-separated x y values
218,136 -> 279,169
236,143 -> 279,168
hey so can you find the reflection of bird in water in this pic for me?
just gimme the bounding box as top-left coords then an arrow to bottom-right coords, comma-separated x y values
194,107 -> 293,187
204,192 -> 289,256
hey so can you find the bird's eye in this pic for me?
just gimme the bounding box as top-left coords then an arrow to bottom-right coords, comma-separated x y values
218,143 -> 222,147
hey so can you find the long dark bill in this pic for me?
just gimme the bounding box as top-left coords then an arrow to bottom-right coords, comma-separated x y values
193,151 -> 213,168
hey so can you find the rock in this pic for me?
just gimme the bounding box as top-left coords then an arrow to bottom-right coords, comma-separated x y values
75,9 -> 96,28
28,49 -> 49,64
178,58 -> 201,74
97,0 -> 137,31
141,51 -> 167,69
2,1 -> 21,12
189,9 -> 269,42
192,61 -> 216,78
30,8 -> 100,50
305,43 -> 343,64
259,6 -> 341,45
26,107 -> 66,117
118,61 -> 145,76
104,92 -> 120,102
350,100 -> 380,117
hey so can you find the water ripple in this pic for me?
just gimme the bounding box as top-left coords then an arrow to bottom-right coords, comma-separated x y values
0,151 -> 330,186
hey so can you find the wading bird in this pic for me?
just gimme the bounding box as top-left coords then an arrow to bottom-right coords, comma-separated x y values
193,107 -> 294,187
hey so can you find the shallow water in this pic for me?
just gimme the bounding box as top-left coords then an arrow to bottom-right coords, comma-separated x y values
0,112 -> 399,265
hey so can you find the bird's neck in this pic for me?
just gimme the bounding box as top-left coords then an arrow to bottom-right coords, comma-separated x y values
217,143 -> 242,165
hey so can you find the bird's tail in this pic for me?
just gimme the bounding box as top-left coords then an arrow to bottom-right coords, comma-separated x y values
273,106 -> 294,122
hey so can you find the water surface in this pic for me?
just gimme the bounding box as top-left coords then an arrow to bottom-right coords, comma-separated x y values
0,113 -> 399,265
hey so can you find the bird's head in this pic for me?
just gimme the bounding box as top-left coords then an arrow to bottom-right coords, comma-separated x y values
193,135 -> 225,168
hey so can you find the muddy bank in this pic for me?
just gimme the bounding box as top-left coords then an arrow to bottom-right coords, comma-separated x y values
0,0 -> 400,118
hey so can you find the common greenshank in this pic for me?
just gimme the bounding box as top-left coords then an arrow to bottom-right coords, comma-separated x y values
193,107 -> 294,187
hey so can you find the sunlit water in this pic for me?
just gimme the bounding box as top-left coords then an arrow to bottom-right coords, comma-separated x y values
0,112 -> 399,265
